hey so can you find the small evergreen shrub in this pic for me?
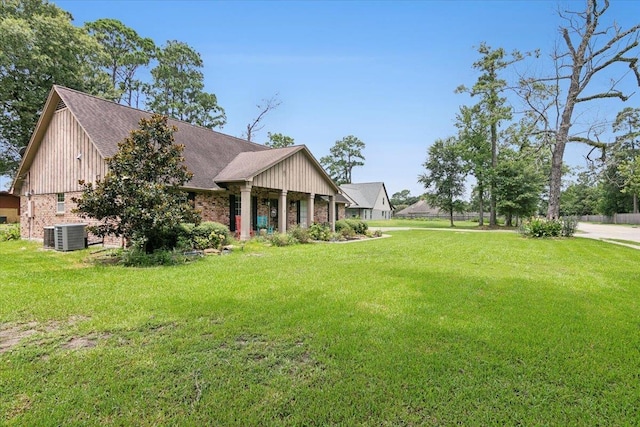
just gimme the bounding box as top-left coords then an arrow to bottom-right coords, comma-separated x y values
336,219 -> 368,236
340,226 -> 356,239
345,219 -> 368,234
178,222 -> 230,250
288,226 -> 310,244
335,220 -> 355,238
0,224 -> 20,241
335,219 -> 351,233
308,223 -> 331,241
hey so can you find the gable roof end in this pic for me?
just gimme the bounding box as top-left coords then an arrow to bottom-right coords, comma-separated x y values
13,85 -> 271,192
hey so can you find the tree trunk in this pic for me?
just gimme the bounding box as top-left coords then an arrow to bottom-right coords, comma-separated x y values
547,142 -> 565,219
548,77 -> 580,219
489,118 -> 497,227
478,182 -> 484,226
634,193 -> 638,214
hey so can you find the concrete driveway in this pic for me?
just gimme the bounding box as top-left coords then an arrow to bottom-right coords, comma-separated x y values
576,222 -> 640,246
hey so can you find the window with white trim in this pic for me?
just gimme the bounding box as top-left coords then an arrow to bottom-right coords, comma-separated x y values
56,193 -> 65,214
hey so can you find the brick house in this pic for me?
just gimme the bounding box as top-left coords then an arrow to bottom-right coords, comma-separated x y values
11,86 -> 344,244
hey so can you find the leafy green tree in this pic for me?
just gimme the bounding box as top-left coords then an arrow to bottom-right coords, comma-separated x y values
495,147 -> 546,226
618,155 -> 640,206
390,189 -> 419,210
0,0 -> 110,177
85,18 -> 155,106
457,43 -> 526,226
455,104 -> 491,225
320,135 -> 365,185
593,108 -> 640,216
265,132 -> 294,148
598,158 -> 634,216
73,114 -> 199,253
145,40 -> 225,129
418,137 -> 467,227
560,169 -> 600,216
612,107 -> 640,213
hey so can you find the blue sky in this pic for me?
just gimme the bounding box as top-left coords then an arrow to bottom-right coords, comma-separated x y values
2,0 -> 638,194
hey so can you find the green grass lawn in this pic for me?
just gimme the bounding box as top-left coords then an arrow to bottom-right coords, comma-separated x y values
2,231 -> 640,425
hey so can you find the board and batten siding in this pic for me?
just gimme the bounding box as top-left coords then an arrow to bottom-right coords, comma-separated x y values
252,151 -> 335,195
23,108 -> 107,196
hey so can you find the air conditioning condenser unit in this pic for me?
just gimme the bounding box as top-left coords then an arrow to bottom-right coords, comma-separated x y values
54,224 -> 86,251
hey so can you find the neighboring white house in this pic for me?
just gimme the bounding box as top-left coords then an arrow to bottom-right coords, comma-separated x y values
340,182 -> 393,220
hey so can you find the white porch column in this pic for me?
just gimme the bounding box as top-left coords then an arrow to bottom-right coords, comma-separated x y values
278,190 -> 288,233
240,182 -> 252,240
329,194 -> 336,232
307,193 -> 315,227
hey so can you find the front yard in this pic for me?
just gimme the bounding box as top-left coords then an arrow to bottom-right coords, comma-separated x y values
2,230 -> 639,425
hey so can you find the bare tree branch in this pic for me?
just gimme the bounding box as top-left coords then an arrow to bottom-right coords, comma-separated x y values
568,136 -> 607,148
243,93 -> 281,142
576,91 -> 629,103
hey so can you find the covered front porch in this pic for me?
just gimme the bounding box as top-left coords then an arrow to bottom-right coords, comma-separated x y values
211,145 -> 342,241
231,185 -> 337,240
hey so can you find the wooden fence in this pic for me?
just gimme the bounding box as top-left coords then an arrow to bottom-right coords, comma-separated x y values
579,213 -> 640,225
394,212 -> 480,221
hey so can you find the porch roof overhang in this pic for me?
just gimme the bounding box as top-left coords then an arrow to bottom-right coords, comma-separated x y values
213,145 -> 340,194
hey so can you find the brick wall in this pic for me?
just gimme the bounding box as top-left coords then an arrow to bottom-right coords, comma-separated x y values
20,190 -> 346,245
194,192 -> 231,227
20,192 -> 121,246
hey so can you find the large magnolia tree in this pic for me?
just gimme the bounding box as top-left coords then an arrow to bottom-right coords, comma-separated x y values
73,114 -> 199,253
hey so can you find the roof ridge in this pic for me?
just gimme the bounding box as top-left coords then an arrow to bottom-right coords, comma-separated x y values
53,85 -> 268,149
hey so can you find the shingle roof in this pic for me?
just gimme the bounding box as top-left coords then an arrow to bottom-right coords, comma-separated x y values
394,199 -> 440,216
54,85 -> 269,190
214,146 -> 302,182
340,182 -> 386,208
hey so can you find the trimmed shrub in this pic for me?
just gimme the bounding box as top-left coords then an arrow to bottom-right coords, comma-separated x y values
335,220 -> 355,238
177,222 -> 230,250
520,217 -> 563,238
288,226 -> 311,244
308,222 -> 331,241
345,219 -> 368,234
